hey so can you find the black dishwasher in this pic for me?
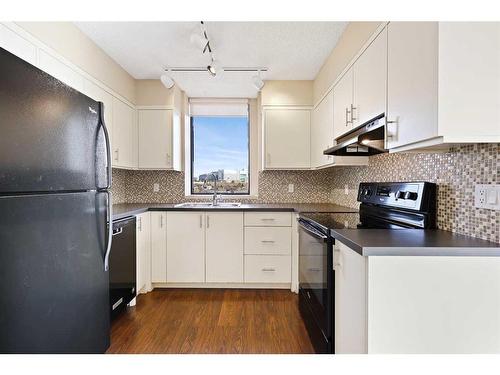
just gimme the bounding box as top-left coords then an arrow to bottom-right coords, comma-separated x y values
109,216 -> 136,318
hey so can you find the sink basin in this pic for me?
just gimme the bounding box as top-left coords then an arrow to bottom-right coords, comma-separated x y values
174,202 -> 242,208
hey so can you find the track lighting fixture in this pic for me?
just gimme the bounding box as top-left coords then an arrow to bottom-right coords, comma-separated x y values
160,70 -> 175,89
252,70 -> 265,91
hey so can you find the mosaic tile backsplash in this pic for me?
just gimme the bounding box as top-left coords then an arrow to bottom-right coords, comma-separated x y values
111,143 -> 500,243
329,144 -> 500,243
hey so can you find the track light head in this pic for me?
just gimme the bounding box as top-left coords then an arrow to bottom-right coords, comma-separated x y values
207,59 -> 224,78
160,71 -> 175,89
252,71 -> 265,91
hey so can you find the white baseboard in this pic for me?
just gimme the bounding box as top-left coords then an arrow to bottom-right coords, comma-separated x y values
151,282 -> 292,290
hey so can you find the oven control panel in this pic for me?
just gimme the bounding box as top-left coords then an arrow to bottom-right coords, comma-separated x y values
357,182 -> 436,211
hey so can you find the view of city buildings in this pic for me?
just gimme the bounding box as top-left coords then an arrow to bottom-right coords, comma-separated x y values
193,168 -> 249,194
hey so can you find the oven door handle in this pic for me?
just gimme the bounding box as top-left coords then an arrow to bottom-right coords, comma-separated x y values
298,220 -> 328,240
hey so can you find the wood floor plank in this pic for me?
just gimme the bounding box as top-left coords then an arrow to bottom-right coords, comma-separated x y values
107,289 -> 314,354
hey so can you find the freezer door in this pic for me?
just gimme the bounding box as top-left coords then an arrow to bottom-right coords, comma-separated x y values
0,47 -> 109,193
0,191 -> 110,353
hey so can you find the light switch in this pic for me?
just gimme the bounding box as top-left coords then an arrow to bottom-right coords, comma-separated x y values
153,183 -> 160,192
288,184 -> 294,193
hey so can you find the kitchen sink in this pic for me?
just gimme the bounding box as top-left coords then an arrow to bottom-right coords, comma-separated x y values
174,202 -> 242,208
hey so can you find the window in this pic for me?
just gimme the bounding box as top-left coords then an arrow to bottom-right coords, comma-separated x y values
190,115 -> 250,195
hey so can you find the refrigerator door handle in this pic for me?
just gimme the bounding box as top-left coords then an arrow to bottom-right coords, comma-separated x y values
98,101 -> 112,190
103,191 -> 113,271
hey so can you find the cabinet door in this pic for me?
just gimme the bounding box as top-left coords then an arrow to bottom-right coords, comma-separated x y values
82,79 -> 114,150
136,212 -> 151,294
353,27 -> 387,127
150,212 -> 167,283
205,212 -> 244,283
438,22 -> 500,141
386,22 -> 438,149
0,23 -> 37,65
38,49 -> 84,92
264,109 -> 310,169
113,97 -> 137,169
166,212 -> 205,283
333,68 -> 354,138
334,241 -> 368,354
311,90 -> 334,168
138,109 -> 173,169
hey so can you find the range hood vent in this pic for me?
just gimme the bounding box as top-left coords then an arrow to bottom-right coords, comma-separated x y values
323,114 -> 387,156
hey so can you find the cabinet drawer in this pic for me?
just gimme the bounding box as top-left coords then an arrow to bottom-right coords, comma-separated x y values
244,212 -> 292,227
244,255 -> 291,283
244,227 -> 291,255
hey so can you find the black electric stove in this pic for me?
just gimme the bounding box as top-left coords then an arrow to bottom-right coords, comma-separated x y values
298,182 -> 436,354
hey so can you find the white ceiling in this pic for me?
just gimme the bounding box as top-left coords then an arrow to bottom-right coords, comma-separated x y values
75,22 -> 347,98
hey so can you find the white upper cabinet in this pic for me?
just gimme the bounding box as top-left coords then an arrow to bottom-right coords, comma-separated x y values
205,212 -> 244,283
82,79 -> 114,149
438,22 -> 500,143
112,97 -> 138,169
385,22 -> 500,152
311,90 -> 334,168
37,49 -> 85,92
386,22 -> 439,150
352,27 -> 387,127
264,108 -> 311,169
333,68 -> 354,139
138,109 -> 181,170
0,23 -> 37,65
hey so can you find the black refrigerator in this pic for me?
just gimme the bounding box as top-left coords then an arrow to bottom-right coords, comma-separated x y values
0,47 -> 112,353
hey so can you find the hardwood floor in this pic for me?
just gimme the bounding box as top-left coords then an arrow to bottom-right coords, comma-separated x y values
107,289 -> 315,354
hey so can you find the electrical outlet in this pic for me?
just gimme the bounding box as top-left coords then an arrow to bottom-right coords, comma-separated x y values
344,185 -> 349,195
153,183 -> 160,193
288,184 -> 294,193
474,184 -> 500,210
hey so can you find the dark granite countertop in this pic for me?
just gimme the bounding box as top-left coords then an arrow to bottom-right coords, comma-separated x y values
112,202 -> 359,220
331,228 -> 500,257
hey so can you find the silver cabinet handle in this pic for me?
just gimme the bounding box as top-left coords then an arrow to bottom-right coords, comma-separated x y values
114,149 -> 119,162
261,240 -> 275,243
386,119 -> 398,140
199,214 -> 203,228
261,218 -> 275,221
207,215 -> 210,228
262,268 -> 276,272
345,107 -> 351,125
350,103 -> 357,122
160,215 -> 164,228
308,268 -> 321,272
266,152 -> 271,166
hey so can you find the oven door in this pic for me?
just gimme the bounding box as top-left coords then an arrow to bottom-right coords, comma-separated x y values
298,219 -> 333,349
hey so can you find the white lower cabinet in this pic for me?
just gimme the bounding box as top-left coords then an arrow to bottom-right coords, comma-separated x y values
334,241 -> 368,354
166,212 -> 205,283
205,212 -> 244,283
244,255 -> 291,283
136,212 -> 151,294
150,212 -> 167,283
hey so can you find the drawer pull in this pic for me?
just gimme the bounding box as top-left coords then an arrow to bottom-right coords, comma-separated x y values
261,218 -> 275,221
262,267 -> 276,272
308,268 -> 321,272
261,240 -> 275,243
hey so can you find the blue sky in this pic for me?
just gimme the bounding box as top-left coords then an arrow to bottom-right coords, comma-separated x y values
192,116 -> 249,178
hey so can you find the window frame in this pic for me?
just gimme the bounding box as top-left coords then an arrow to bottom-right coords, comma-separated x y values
189,114 -> 251,196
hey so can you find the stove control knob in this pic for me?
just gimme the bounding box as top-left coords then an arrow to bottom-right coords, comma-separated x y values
362,188 -> 371,197
404,191 -> 418,200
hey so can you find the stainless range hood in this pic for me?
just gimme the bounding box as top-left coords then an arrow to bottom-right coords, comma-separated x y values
323,114 -> 387,156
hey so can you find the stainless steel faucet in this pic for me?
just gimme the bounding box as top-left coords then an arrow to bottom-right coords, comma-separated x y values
204,172 -> 221,206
